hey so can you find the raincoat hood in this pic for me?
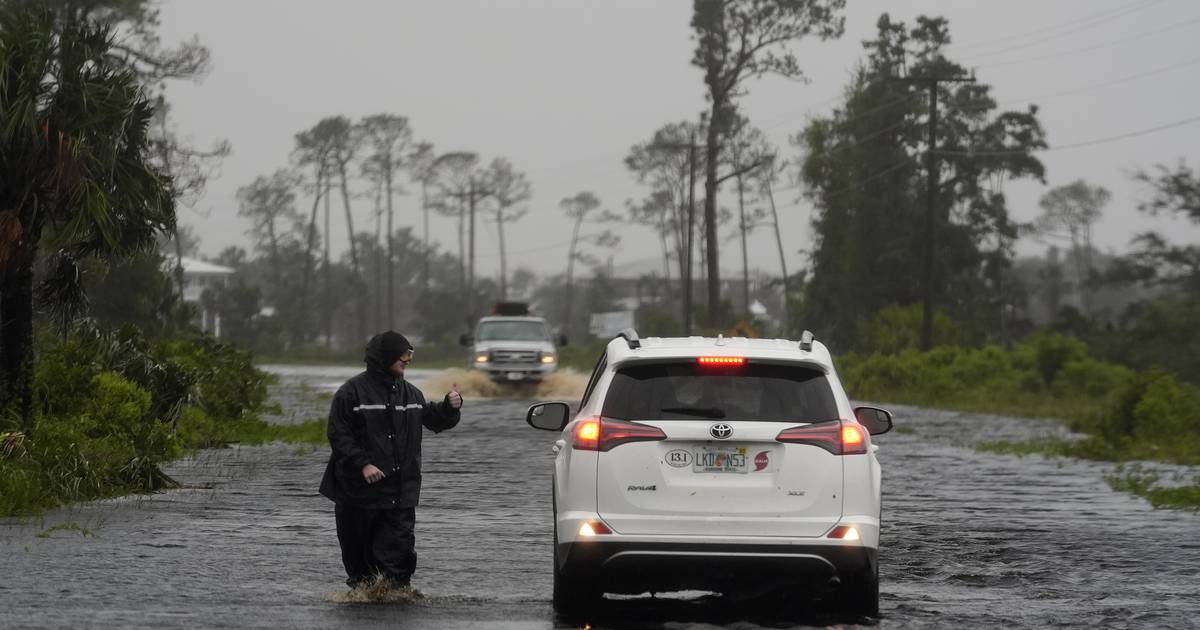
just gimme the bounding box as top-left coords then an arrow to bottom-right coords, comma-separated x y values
364,331 -> 414,376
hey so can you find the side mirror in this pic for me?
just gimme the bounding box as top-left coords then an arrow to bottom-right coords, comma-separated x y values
854,406 -> 893,436
459,333 -> 473,347
556,334 -> 569,347
526,401 -> 571,431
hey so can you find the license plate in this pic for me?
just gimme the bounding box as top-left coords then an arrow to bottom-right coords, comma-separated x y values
693,446 -> 748,473
506,371 -> 524,381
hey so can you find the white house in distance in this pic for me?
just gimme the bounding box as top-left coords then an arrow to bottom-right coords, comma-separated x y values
174,256 -> 235,337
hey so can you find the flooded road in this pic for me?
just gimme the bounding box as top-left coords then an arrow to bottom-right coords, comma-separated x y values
2,364 -> 1198,629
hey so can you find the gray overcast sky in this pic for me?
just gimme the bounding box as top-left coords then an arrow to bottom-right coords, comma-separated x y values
157,0 -> 1200,280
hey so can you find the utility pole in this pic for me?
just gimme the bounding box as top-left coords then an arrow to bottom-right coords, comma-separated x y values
421,179 -> 430,294
894,73 -> 974,350
685,134 -> 697,336
468,178 -> 476,298
763,174 -> 789,337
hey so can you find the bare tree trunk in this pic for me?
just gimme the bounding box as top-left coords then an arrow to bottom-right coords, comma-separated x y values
374,188 -> 383,332
457,198 -> 466,293
764,178 -> 790,337
737,173 -> 749,315
267,216 -> 281,289
172,226 -> 185,304
385,165 -> 395,325
338,162 -> 364,344
324,180 -> 332,350
299,165 -> 323,346
156,120 -> 186,304
0,236 -> 37,430
563,216 -> 584,340
468,179 -> 476,312
1082,222 -> 1094,313
703,102 -> 723,326
658,215 -> 672,285
673,196 -> 688,293
498,209 -> 508,299
421,181 -> 430,294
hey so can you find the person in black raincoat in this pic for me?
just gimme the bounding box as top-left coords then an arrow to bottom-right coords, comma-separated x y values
320,331 -> 462,588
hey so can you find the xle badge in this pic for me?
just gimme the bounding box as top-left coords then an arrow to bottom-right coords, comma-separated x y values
754,451 -> 769,471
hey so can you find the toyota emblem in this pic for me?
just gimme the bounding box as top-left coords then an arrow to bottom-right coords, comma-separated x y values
710,423 -> 733,439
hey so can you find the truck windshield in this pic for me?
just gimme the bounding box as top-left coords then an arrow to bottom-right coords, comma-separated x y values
477,321 -> 548,342
602,362 -> 838,422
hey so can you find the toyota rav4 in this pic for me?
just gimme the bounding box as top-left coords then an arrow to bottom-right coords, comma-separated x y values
525,329 -> 893,617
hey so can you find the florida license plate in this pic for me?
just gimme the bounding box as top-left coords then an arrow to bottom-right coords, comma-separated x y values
693,446 -> 748,473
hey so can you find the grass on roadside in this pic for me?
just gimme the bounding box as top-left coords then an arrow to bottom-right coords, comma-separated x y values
1105,465 -> 1200,511
840,335 -> 1200,509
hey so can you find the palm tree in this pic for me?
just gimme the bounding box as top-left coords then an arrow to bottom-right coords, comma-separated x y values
358,114 -> 413,326
483,158 -> 532,299
0,8 -> 174,429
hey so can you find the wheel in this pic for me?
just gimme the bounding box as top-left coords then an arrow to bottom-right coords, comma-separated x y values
551,498 -> 601,615
839,561 -> 879,618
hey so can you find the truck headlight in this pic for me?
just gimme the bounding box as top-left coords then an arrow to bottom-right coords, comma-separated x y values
475,354 -> 489,363
541,355 -> 556,364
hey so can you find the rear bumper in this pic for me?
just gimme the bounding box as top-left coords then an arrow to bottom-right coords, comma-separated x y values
556,539 -> 876,595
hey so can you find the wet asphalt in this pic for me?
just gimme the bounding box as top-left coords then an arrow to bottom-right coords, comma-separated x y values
1,365 -> 1197,629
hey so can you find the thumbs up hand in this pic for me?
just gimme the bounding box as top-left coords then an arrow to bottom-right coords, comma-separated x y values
447,382 -> 463,409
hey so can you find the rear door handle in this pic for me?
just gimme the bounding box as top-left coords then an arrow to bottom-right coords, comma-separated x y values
871,444 -> 879,453
553,439 -> 565,453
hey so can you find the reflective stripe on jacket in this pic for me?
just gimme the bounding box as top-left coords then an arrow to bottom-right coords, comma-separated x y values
319,369 -> 460,509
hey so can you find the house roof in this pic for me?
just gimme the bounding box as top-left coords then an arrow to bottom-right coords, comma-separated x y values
178,257 -> 235,275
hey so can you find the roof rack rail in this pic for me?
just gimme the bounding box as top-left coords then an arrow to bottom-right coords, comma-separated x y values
799,330 -> 815,352
615,327 -> 641,349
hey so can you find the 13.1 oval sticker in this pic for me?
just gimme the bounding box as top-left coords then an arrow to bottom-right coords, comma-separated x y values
665,449 -> 692,467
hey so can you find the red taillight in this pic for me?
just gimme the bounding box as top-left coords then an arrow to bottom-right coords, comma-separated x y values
574,418 -> 601,449
572,417 -> 666,451
776,419 -> 868,455
697,356 -> 746,366
841,423 -> 866,454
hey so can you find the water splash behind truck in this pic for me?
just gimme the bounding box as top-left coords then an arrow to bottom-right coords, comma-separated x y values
459,302 -> 567,383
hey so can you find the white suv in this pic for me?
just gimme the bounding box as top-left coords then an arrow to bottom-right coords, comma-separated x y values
526,329 -> 893,617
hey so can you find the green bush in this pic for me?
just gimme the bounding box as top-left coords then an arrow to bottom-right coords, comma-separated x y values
1052,358 -> 1133,400
1020,331 -> 1089,387
2,324 -> 278,515
863,303 -> 960,354
159,336 -> 272,423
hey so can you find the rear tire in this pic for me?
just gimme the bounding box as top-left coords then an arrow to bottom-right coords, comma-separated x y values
839,561 -> 879,618
551,524 -> 601,615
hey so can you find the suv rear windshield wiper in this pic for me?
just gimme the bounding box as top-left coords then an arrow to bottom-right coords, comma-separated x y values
660,406 -> 726,418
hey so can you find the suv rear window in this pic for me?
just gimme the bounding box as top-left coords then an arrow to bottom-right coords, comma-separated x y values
602,362 -> 838,422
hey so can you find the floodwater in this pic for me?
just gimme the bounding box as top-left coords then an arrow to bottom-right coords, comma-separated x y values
1,364 -> 1198,629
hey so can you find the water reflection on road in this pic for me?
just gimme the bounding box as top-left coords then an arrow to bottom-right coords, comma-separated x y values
1,364 -> 1197,629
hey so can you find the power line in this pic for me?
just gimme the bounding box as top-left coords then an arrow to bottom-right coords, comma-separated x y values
957,0 -> 1164,61
937,113 -> 1200,157
1013,54 -> 1200,103
978,14 -> 1200,69
766,52 -> 1200,192
780,113 -> 1200,203
755,1 -> 1160,131
943,0 -> 1159,53
949,52 -> 1200,115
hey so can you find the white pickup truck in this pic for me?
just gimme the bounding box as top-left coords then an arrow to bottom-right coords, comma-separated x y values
460,303 -> 567,383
